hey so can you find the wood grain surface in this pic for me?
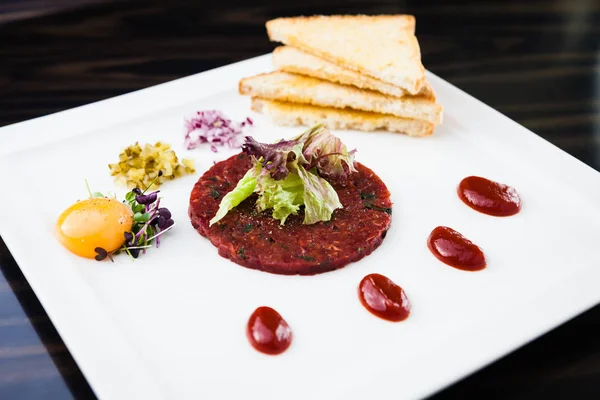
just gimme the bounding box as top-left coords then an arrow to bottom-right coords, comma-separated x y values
1,0 -> 600,398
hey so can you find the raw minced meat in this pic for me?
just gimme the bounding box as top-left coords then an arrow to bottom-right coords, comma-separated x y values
188,153 -> 392,275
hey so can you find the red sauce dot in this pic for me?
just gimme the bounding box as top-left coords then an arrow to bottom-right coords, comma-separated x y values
458,176 -> 521,216
427,226 -> 486,271
246,306 -> 292,355
358,273 -> 411,322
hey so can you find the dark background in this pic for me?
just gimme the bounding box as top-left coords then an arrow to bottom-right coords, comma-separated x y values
1,0 -> 600,398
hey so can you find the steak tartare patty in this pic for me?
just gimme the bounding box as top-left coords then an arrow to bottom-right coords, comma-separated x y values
189,153 -> 392,275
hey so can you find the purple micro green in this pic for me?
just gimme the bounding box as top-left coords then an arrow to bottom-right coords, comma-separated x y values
87,170 -> 174,262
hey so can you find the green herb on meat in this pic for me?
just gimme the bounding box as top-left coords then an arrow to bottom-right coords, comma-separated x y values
209,125 -> 356,226
237,246 -> 246,260
244,224 -> 253,233
364,203 -> 392,215
360,192 -> 376,200
210,189 -> 221,199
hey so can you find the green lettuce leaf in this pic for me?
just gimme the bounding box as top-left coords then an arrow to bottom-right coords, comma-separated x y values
296,164 -> 342,224
209,164 -> 261,226
255,171 -> 304,224
211,125 -> 351,226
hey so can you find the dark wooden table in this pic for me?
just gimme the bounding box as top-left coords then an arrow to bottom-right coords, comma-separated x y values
1,0 -> 600,398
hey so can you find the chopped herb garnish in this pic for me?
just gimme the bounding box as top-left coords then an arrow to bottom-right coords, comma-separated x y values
360,192 -> 376,200
210,189 -> 221,200
364,203 -> 392,215
297,255 -> 316,261
358,247 -> 364,253
237,246 -> 246,259
244,224 -> 253,233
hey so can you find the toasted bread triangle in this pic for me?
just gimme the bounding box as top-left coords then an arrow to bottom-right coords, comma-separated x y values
239,72 -> 443,124
272,46 -> 435,100
251,98 -> 434,137
266,15 -> 426,94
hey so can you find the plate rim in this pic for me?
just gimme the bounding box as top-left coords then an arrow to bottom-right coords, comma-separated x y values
1,53 -> 600,399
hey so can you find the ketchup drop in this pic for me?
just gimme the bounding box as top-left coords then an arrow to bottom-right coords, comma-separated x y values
458,176 -> 521,216
427,226 -> 486,271
358,273 -> 411,322
246,306 -> 292,355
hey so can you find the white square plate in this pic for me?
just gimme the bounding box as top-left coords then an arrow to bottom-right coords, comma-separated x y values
1,55 -> 600,400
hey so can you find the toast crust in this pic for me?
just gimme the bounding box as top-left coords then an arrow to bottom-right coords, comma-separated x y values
251,97 -> 434,137
239,71 -> 443,124
273,46 -> 435,100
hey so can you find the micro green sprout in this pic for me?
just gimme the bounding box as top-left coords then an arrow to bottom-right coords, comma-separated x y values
91,170 -> 175,262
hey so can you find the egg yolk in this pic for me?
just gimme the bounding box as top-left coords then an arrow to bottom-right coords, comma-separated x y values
55,198 -> 134,259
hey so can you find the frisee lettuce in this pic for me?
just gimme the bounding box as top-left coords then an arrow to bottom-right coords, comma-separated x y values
294,125 -> 357,178
209,125 -> 353,226
242,138 -> 305,180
